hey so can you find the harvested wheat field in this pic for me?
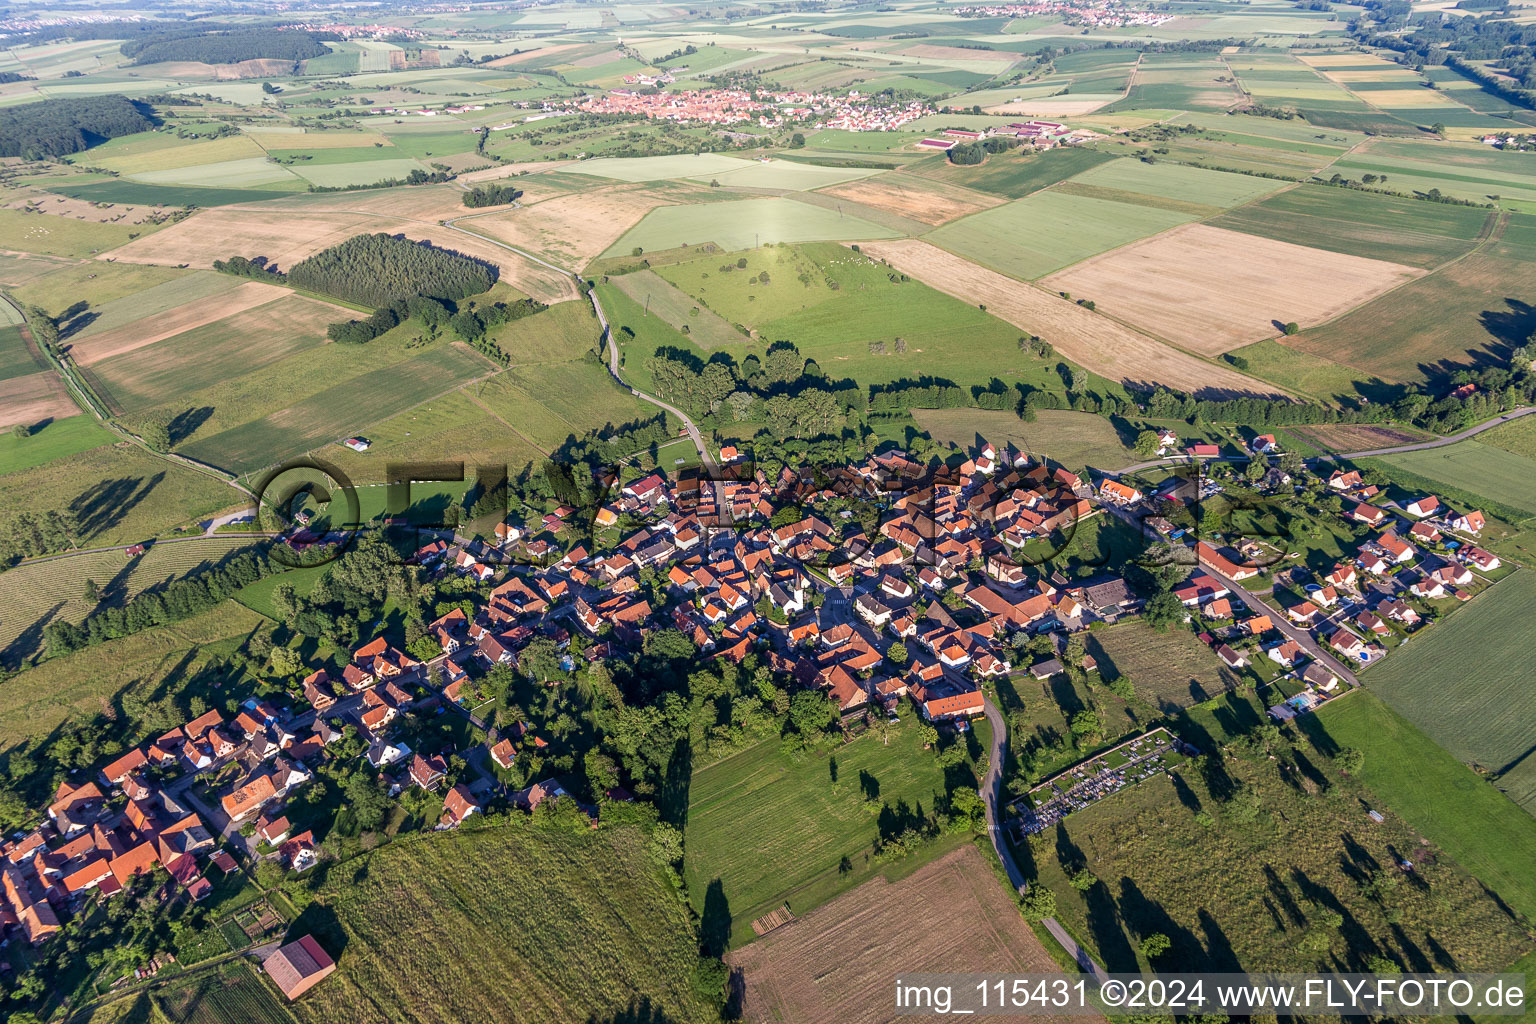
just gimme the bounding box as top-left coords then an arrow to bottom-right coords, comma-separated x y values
67,281 -> 295,365
99,208 -> 577,302
458,160 -> 574,184
984,97 -> 1118,116
486,43 -> 586,67
1040,224 -> 1424,354
859,239 -> 1284,397
817,174 -> 1004,226
100,209 -> 384,271
728,845 -> 1097,1024
0,371 -> 77,429
471,187 -> 676,271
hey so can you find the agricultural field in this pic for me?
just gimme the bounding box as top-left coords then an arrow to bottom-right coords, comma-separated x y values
684,716 -> 965,948
815,172 -> 1005,226
154,959 -> 296,1024
859,239 -> 1282,397
1210,185 -> 1491,269
1377,441 -> 1536,517
1034,739 -> 1533,975
469,183 -> 693,271
1479,414 -> 1536,461
1362,569 -> 1536,815
1086,620 -> 1245,711
0,413 -> 115,475
607,196 -> 903,255
1040,224 -> 1425,355
913,408 -> 1133,470
927,189 -> 1196,281
904,146 -> 1116,199
289,821 -> 719,1024
1223,340 -> 1382,405
0,537 -> 261,666
608,269 -> 744,349
1282,229 -> 1536,382
728,845 -> 1086,1024
0,600 -> 265,739
1311,692 -> 1536,923
1062,158 -> 1283,209
0,208 -> 163,258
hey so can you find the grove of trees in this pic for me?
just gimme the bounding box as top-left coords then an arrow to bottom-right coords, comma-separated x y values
287,233 -> 497,308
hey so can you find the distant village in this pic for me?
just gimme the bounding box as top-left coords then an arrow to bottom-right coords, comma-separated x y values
572,85 -> 938,131
954,0 -> 1175,28
0,431 -> 1505,967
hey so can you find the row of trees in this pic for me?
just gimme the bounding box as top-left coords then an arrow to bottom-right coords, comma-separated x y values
0,95 -> 157,159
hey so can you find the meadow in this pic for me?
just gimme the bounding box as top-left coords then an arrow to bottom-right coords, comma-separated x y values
684,717 -> 966,948
290,821 -> 719,1024
912,408 -> 1132,469
0,208 -> 157,258
1035,741 -> 1533,975
477,359 -> 656,452
1377,441 -> 1536,517
607,196 -> 902,255
1362,569 -> 1536,815
1224,340 -> 1381,404
0,412 -> 114,475
1063,158 -> 1283,209
1311,691 -> 1536,924
1210,184 -> 1490,269
1086,620 -> 1247,711
905,146 -> 1116,199
927,189 -> 1194,281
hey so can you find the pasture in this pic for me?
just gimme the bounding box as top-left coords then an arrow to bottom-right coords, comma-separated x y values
859,239 -> 1283,397
1086,620 -> 1243,710
318,393 -> 546,483
70,281 -> 293,366
913,408 -> 1133,470
476,360 -> 656,452
1312,691 -> 1536,922
684,717 -> 963,948
83,292 -> 340,415
1210,185 -> 1489,268
928,189 -> 1194,281
290,822 -> 718,1024
1377,441 -> 1536,517
0,209 -> 156,258
1480,414 -> 1536,461
1040,224 -> 1425,354
1224,340 -> 1380,404
1283,237 -> 1535,382
608,270 -> 743,349
607,197 -> 902,255
728,846 -> 1075,1024
0,413 -> 115,475
1035,740 -> 1532,975
1363,570 -> 1536,815
177,342 -> 496,475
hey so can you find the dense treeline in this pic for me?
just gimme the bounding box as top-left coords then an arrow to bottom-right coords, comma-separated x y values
462,183 -> 524,208
120,27 -> 336,66
211,254 -> 286,284
44,550 -> 276,657
0,95 -> 157,159
0,511 -> 75,568
288,233 -> 497,308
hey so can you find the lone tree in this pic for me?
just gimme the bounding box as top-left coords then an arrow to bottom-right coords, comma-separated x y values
1021,884 -> 1057,919
1282,322 -> 1300,336
1337,747 -> 1365,774
1139,932 -> 1171,959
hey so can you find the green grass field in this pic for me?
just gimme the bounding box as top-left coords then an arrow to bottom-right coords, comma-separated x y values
1035,745 -> 1533,974
0,209 -> 158,259
905,146 -> 1117,199
290,821 -> 718,1024
1377,440 -> 1536,517
0,323 -> 43,382
1065,158 -> 1284,208
1310,691 -> 1536,924
912,408 -> 1133,469
1225,339 -> 1381,404
178,342 -> 496,475
1362,570 -> 1536,815
43,180 -> 298,207
608,269 -> 744,349
1210,184 -> 1489,269
1087,620 -> 1247,711
0,413 -> 115,475
926,190 -> 1194,280
608,196 -> 903,255
684,718 -> 969,947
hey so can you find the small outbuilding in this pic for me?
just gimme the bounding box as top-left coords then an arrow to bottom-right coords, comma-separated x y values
264,935 -> 336,1000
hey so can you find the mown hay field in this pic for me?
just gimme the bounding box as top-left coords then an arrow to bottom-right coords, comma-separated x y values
729,845 -> 1090,1024
608,196 -> 902,255
927,190 -> 1196,281
69,281 -> 295,366
289,821 -> 719,1024
1363,569 -> 1536,815
684,718 -> 961,948
816,172 -> 1005,225
1087,619 -> 1243,710
1040,224 -> 1425,354
913,408 -> 1133,469
1377,440 -> 1536,516
1312,691 -> 1536,923
860,239 -> 1283,397
471,186 -> 684,271
609,269 -> 744,349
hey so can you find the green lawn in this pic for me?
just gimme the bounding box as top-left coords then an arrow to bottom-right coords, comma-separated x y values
927,190 -> 1194,280
684,717 -> 971,947
290,821 -> 719,1024
1309,691 -> 1536,925
1362,570 -> 1536,815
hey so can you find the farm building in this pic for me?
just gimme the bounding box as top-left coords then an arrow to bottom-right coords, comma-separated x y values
264,935 -> 336,1000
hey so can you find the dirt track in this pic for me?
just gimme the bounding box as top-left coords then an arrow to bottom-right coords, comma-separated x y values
859,239 -> 1288,398
728,845 -> 1101,1024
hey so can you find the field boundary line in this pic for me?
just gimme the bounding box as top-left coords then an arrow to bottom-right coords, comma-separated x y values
463,389 -> 554,457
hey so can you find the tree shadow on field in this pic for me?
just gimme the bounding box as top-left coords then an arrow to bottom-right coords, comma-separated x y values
699,878 -> 732,959
285,902 -> 346,958
587,998 -> 682,1024
168,407 -> 214,445
70,473 -> 163,539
